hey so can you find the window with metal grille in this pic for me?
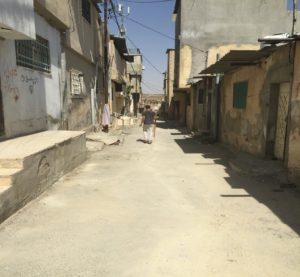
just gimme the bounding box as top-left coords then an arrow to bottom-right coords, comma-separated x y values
15,36 -> 50,73
82,0 -> 91,23
233,81 -> 248,109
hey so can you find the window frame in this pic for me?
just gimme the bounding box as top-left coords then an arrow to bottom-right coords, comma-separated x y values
15,35 -> 51,73
233,80 -> 248,109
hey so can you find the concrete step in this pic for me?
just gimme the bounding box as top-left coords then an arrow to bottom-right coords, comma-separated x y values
0,130 -> 87,223
0,185 -> 10,194
0,168 -> 23,187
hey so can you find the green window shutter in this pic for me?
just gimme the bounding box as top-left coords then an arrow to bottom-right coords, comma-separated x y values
233,81 -> 248,109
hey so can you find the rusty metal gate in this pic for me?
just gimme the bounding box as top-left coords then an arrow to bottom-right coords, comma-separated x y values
274,83 -> 289,160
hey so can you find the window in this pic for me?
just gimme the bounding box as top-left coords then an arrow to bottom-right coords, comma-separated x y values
15,36 -> 50,73
287,0 -> 300,11
233,81 -> 248,109
82,0 -> 91,23
198,89 -> 204,104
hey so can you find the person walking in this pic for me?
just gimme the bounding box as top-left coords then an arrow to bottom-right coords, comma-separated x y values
140,105 -> 156,144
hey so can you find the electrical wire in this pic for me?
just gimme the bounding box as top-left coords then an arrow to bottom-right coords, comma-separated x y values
125,16 -> 207,54
126,35 -> 164,74
109,0 -> 122,35
142,81 -> 163,94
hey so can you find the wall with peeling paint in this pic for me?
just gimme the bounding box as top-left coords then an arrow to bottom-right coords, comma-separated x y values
288,43 -> 300,182
0,13 -> 61,138
220,45 -> 292,158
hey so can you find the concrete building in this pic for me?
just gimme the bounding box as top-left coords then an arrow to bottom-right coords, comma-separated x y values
172,0 -> 300,131
0,0 -> 64,138
61,0 -> 104,130
0,0 -> 104,138
127,49 -> 143,116
202,42 -> 300,182
165,49 -> 175,118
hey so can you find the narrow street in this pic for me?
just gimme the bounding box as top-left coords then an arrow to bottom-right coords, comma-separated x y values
0,122 -> 300,277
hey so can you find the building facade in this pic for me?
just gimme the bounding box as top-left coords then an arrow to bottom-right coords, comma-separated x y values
172,0 -> 300,132
0,0 -> 104,138
127,49 -> 143,116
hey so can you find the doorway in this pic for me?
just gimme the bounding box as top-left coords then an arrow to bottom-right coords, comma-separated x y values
274,82 -> 289,160
266,83 -> 289,160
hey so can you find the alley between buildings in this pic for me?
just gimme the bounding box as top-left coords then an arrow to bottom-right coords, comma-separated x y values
0,122 -> 299,277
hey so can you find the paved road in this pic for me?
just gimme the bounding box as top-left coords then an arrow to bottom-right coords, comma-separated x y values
0,122 -> 300,276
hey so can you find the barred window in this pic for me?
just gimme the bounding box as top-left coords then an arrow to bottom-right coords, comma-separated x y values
233,81 -> 248,109
82,0 -> 91,23
15,36 -> 50,73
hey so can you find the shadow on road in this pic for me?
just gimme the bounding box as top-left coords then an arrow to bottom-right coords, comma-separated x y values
160,121 -> 300,237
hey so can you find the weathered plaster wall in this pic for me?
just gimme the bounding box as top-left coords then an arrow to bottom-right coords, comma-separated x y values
0,0 -> 35,39
178,45 -> 192,88
288,43 -> 300,182
0,13 -> 61,138
66,0 -> 99,63
177,0 -> 300,84
221,45 -> 292,157
110,40 -> 127,84
34,0 -> 70,29
174,91 -> 187,124
65,49 -> 95,130
166,49 -> 175,109
35,14 -> 62,130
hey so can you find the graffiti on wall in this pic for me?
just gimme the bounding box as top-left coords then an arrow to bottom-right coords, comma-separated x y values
2,69 -> 19,101
21,74 -> 39,94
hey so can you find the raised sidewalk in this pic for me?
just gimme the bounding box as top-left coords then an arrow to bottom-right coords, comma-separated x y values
0,131 -> 87,223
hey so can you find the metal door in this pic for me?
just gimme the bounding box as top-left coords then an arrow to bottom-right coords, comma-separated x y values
274,83 -> 289,160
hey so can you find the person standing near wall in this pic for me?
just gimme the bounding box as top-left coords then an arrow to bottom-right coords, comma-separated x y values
140,105 -> 157,144
102,103 -> 110,132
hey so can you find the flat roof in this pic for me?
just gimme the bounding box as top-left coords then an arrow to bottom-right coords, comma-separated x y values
110,35 -> 133,62
200,46 -> 277,75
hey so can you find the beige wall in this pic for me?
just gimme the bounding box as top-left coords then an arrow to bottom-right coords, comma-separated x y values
288,43 -> 300,182
62,1 -> 104,130
221,45 -> 292,157
109,40 -> 127,84
178,45 -> 192,88
166,49 -> 175,108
